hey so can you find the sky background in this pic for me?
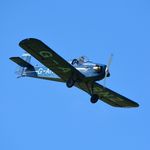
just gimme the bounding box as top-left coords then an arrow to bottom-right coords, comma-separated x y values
1,0 -> 150,149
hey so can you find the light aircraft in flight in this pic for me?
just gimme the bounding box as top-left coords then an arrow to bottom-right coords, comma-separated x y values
10,38 -> 139,107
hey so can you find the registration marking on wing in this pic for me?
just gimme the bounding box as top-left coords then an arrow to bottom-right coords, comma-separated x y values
93,86 -> 123,102
39,51 -> 53,58
57,67 -> 71,73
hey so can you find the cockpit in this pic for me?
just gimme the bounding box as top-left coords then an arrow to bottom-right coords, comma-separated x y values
71,56 -> 91,65
71,56 -> 103,73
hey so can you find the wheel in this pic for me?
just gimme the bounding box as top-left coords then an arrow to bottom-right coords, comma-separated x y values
90,94 -> 99,104
66,78 -> 75,88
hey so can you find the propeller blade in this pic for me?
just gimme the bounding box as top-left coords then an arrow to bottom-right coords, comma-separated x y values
103,54 -> 113,87
107,53 -> 113,70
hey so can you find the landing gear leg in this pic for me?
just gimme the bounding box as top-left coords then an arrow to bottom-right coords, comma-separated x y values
85,82 -> 99,104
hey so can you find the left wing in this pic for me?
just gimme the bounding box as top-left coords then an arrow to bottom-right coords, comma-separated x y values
19,38 -> 85,82
75,82 -> 139,107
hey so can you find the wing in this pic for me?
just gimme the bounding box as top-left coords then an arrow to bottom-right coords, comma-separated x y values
19,38 -> 85,81
75,82 -> 139,107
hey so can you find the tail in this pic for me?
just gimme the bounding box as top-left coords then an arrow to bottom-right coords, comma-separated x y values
10,53 -> 34,78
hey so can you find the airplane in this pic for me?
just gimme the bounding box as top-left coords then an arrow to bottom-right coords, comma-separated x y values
10,38 -> 139,108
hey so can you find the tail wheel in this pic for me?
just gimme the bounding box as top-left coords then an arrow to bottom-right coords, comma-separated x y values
90,94 -> 99,103
66,78 -> 75,88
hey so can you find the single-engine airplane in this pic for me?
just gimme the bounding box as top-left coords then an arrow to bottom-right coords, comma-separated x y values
10,38 -> 139,107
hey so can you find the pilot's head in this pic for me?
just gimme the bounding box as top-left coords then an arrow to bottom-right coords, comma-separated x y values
78,56 -> 85,64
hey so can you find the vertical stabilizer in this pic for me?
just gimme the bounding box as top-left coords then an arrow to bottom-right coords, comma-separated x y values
16,53 -> 31,77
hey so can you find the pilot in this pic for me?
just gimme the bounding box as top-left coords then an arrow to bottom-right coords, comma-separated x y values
78,56 -> 85,64
71,56 -> 86,65
71,59 -> 78,65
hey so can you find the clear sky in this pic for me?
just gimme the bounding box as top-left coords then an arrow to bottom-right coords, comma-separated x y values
1,0 -> 150,149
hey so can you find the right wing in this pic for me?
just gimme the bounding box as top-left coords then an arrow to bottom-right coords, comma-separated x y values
75,82 -> 139,107
19,38 -> 85,82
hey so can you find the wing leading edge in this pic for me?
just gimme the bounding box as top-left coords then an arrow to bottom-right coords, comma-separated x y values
75,82 -> 139,107
19,38 -> 85,82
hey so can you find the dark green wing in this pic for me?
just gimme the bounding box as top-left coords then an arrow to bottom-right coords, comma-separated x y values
75,82 -> 139,107
19,38 -> 85,81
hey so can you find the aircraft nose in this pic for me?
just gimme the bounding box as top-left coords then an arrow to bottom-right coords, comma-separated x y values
93,64 -> 102,73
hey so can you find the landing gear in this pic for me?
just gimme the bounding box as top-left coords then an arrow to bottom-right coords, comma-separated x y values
84,82 -> 99,104
66,78 -> 75,88
90,94 -> 99,104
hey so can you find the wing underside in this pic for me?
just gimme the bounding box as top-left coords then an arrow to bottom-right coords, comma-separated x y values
19,38 -> 85,82
75,82 -> 139,107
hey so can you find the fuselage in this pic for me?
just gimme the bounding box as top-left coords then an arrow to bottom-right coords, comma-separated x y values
23,59 -> 107,82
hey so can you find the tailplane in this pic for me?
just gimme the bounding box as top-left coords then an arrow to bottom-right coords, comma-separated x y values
10,53 -> 34,78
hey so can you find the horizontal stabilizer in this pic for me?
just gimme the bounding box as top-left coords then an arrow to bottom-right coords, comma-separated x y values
9,57 -> 34,69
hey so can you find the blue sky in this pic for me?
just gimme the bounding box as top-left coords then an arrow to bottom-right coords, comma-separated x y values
1,0 -> 150,149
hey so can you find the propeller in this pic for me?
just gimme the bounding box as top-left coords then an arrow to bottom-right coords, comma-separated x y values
103,54 -> 113,87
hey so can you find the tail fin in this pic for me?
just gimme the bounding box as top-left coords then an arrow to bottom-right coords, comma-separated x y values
10,53 -> 33,77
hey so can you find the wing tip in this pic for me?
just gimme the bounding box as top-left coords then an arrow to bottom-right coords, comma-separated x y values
128,99 -> 140,108
125,102 -> 139,108
19,38 -> 41,47
133,102 -> 140,107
